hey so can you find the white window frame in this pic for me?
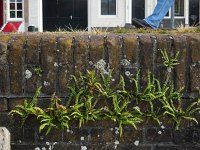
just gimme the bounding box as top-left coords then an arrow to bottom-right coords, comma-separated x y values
6,0 -> 24,21
99,0 -> 118,18
164,0 -> 186,19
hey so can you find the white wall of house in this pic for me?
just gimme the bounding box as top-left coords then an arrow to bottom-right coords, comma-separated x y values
27,0 -> 192,31
28,0 -> 43,32
88,0 -> 126,28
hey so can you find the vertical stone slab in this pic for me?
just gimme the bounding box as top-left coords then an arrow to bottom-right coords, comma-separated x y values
89,35 -> 105,70
0,99 -> 7,111
0,60 -> 8,93
187,34 -> 200,63
123,34 -> 138,67
25,36 -> 41,93
8,36 -> 25,95
173,35 -> 187,90
41,36 -> 57,94
74,35 -> 88,75
138,35 -> 153,89
57,36 -> 73,94
107,35 -> 121,79
122,34 -> 138,89
190,65 -> 200,93
0,127 -> 10,150
155,35 -> 174,81
186,34 -> 200,93
0,35 -> 11,94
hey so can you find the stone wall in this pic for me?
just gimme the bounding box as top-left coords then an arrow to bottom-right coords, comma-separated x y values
0,33 -> 200,150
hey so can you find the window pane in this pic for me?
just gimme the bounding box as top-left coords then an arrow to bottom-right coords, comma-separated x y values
17,3 -> 22,10
17,11 -> 23,18
17,0 -> 22,2
10,0 -> 15,2
10,3 -> 15,10
10,11 -> 15,18
175,0 -> 184,16
101,0 -> 116,15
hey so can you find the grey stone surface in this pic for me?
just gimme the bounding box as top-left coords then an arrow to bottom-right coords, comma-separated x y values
0,127 -> 10,150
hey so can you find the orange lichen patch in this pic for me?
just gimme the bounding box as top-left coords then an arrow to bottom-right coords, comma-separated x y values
123,34 -> 138,66
0,35 -> 11,43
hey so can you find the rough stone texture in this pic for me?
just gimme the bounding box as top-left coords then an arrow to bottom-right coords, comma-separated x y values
0,127 -> 10,150
0,33 -> 198,150
0,99 -> 7,111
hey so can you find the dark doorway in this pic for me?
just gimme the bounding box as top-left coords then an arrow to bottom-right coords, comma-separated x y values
189,0 -> 199,26
43,0 -> 88,31
0,0 -> 3,28
132,0 -> 145,19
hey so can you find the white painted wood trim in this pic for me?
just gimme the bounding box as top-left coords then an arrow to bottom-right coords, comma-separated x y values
125,0 -> 131,23
184,0 -> 189,26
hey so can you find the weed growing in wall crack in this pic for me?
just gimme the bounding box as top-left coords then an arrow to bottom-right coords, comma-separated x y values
161,49 -> 179,72
9,67 -> 200,136
9,86 -> 42,125
37,93 -> 71,135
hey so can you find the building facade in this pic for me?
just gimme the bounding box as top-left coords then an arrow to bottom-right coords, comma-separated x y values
0,0 -> 199,32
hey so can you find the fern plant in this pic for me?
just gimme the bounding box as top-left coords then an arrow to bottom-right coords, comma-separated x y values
105,94 -> 143,137
160,49 -> 179,71
161,85 -> 200,130
9,86 -> 42,125
68,70 -> 103,128
131,71 -> 165,124
37,93 -> 70,135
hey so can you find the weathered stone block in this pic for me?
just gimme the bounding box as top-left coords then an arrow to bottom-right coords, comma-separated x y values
39,128 -> 62,142
41,37 -> 57,94
0,113 -> 12,128
155,35 -> 173,64
74,36 -> 88,75
8,37 -> 25,95
25,37 -> 40,64
138,35 -> 154,89
107,35 -> 121,80
24,66 -> 41,94
186,34 -> 200,63
145,128 -> 172,143
173,35 -> 188,89
88,35 -> 105,70
0,127 -> 10,150
90,128 -> 115,144
62,128 -> 89,144
120,128 -> 143,144
0,99 -> 7,111
0,65 -> 8,94
0,43 -> 8,64
190,65 -> 200,93
123,34 -> 138,66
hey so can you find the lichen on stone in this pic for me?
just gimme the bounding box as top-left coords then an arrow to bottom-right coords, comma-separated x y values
25,69 -> 32,79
